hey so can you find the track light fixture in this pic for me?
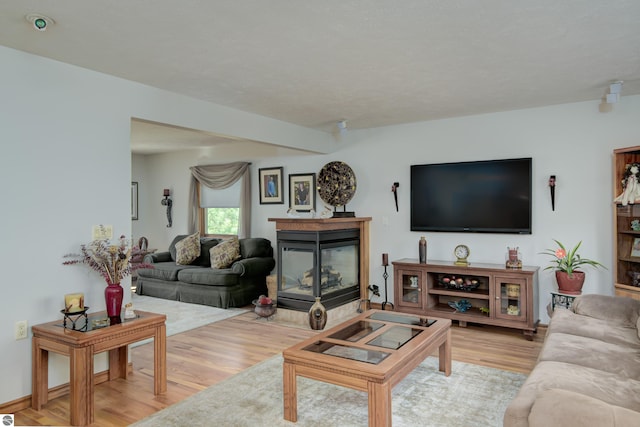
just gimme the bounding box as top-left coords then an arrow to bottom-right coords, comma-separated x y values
606,81 -> 624,104
599,80 -> 624,113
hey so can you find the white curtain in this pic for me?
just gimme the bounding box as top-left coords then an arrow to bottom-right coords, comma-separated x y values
188,162 -> 251,238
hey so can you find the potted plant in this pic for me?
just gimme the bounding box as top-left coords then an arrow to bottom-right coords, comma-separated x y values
541,239 -> 606,295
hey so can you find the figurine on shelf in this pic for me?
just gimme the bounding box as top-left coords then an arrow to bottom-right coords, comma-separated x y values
448,299 -> 472,312
614,163 -> 640,205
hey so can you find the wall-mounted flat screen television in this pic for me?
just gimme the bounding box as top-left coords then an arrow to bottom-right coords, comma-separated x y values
410,157 -> 532,234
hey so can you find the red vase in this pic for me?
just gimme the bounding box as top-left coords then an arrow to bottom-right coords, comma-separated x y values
555,271 -> 585,295
105,281 -> 124,324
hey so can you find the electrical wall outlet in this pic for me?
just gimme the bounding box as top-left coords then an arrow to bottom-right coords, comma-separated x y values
15,320 -> 28,340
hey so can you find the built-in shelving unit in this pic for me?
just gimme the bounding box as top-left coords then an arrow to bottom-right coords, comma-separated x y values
613,146 -> 640,301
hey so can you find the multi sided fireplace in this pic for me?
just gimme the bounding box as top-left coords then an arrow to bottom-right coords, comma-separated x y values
276,228 -> 361,311
269,217 -> 372,312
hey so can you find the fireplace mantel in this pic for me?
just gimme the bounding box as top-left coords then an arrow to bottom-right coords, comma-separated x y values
268,217 -> 371,303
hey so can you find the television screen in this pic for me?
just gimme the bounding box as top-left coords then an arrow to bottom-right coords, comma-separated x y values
410,158 -> 532,234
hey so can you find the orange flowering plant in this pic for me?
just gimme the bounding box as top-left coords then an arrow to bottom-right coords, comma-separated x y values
540,239 -> 606,276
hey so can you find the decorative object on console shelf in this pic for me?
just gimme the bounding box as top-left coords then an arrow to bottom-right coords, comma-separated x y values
258,166 -> 284,205
419,236 -> 427,264
62,226 -> 153,324
439,275 -> 480,291
317,161 -> 357,217
289,173 -> 316,212
453,244 -> 470,266
541,239 -> 606,295
506,247 -> 522,269
632,219 -> 640,231
614,162 -> 640,205
161,188 -> 173,227
448,299 -> 472,312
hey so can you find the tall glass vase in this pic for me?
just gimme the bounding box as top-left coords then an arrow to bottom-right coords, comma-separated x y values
105,281 -> 124,324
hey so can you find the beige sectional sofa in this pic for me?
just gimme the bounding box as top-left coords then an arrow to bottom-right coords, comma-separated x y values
504,294 -> 640,427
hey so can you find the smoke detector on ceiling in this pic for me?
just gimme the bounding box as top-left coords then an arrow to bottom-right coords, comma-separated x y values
25,14 -> 55,32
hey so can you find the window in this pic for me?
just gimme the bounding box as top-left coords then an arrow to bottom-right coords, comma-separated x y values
199,180 -> 241,237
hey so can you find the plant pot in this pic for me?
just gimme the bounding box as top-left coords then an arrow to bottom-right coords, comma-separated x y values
105,282 -> 124,324
555,271 -> 585,295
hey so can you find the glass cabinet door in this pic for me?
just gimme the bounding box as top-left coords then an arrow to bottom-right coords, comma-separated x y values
398,270 -> 423,309
495,277 -> 527,321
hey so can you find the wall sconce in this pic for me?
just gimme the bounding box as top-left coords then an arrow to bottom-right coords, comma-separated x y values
161,189 -> 173,228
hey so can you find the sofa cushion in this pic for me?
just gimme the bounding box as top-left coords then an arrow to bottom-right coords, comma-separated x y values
538,332 -> 640,378
210,236 -> 241,269
168,234 -> 189,261
193,238 -> 220,267
239,238 -> 274,258
504,360 -> 640,426
137,262 -> 197,281
177,268 -> 239,286
549,308 -> 640,348
175,232 -> 201,265
572,294 -> 640,328
528,388 -> 640,427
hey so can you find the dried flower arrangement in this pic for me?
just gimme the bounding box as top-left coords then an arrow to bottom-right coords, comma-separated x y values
63,227 -> 152,285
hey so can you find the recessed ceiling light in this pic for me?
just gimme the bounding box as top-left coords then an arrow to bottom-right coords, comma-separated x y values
25,14 -> 55,32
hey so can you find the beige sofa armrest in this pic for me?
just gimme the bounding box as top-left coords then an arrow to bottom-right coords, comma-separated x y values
571,294 -> 640,328
529,389 -> 640,427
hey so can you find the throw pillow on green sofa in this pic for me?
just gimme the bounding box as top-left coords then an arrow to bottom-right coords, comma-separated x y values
210,236 -> 241,268
175,232 -> 201,265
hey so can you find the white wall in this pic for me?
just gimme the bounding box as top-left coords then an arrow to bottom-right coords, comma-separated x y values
0,46 -> 333,405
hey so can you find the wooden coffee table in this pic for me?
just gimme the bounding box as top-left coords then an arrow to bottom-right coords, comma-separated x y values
283,309 -> 451,426
31,310 -> 166,426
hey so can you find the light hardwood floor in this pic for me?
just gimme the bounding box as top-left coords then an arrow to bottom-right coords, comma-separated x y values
14,310 -> 545,426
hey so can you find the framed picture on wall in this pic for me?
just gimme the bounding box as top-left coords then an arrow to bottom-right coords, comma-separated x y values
131,182 -> 139,220
289,173 -> 316,212
259,167 -> 284,204
631,238 -> 640,258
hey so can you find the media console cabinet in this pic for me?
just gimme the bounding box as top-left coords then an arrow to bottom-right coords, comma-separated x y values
392,259 -> 539,340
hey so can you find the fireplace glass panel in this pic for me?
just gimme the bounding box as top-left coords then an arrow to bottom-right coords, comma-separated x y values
320,243 -> 358,298
280,247 -> 314,298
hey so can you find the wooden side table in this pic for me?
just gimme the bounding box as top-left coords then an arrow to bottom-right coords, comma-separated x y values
31,310 -> 166,426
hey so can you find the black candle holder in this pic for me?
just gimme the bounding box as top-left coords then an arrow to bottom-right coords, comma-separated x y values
381,265 -> 394,310
61,307 -> 89,331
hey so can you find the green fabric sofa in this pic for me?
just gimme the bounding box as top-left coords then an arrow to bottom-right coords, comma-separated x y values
136,235 -> 275,309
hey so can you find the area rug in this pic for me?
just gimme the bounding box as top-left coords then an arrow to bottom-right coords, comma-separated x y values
132,354 -> 526,427
130,294 -> 247,343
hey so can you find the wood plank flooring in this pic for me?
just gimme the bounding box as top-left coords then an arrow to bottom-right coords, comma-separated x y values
14,310 -> 545,426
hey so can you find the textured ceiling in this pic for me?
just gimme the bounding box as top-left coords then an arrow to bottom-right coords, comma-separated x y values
2,1 -> 639,154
